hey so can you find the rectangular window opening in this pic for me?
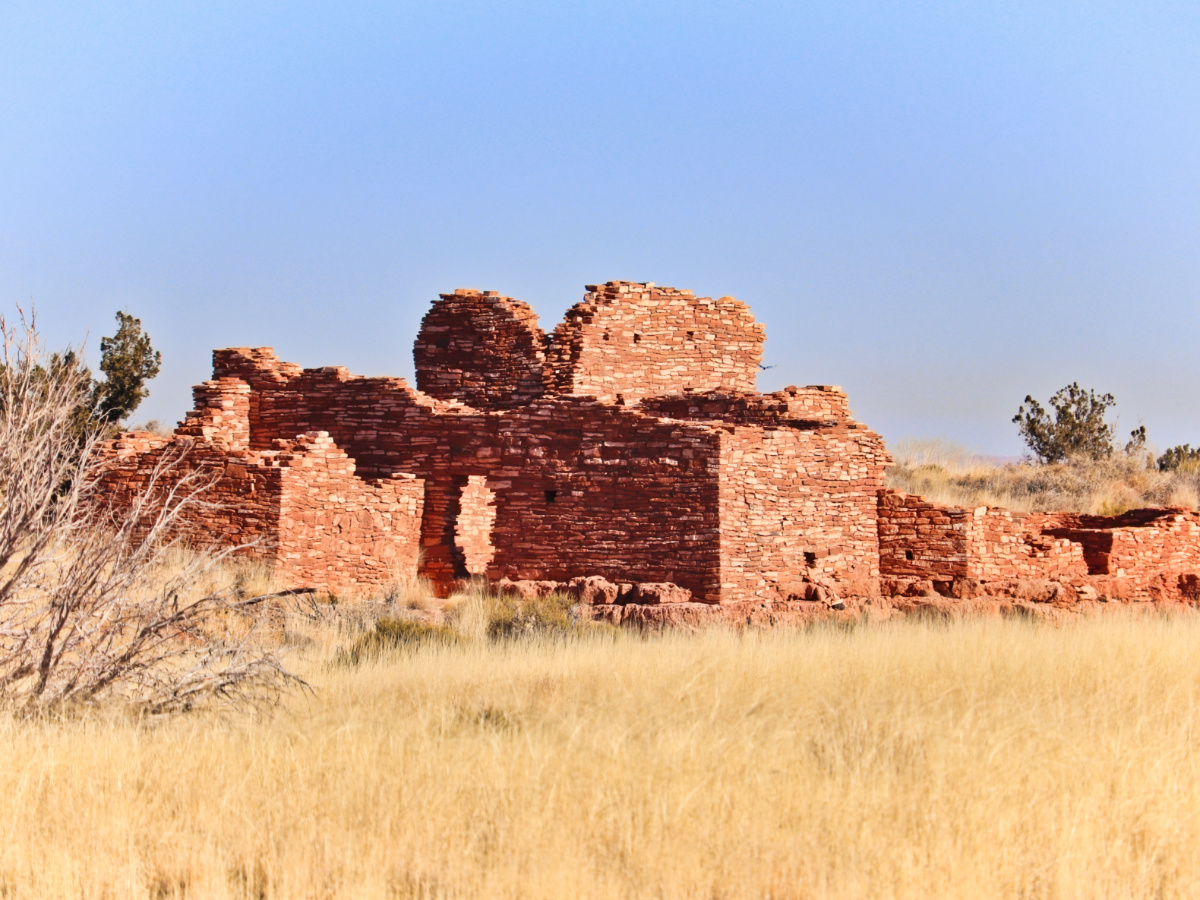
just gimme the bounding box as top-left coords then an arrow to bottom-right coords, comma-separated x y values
803,551 -> 816,567
905,550 -> 914,561
544,489 -> 558,504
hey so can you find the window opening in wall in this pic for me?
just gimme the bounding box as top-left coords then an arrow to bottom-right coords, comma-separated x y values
905,550 -> 914,561
633,333 -> 641,343
452,476 -> 497,578
544,489 -> 557,503
435,338 -> 449,350
687,331 -> 695,341
602,332 -> 609,341
804,551 -> 816,567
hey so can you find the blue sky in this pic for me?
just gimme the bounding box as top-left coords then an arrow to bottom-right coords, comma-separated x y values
3,1 -> 1198,454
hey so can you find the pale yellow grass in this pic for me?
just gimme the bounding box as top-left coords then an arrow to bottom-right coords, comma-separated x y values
1,616 -> 1199,898
887,437 -> 1200,513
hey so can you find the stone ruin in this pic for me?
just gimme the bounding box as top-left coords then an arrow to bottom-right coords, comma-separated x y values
96,281 -> 1200,624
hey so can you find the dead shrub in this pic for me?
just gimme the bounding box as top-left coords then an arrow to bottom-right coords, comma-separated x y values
0,310 -> 301,715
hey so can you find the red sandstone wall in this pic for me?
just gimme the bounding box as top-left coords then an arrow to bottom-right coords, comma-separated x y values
175,377 -> 252,449
638,386 -> 854,426
1039,510 -> 1200,601
878,493 -> 1087,585
172,352 -> 729,597
271,433 -> 424,593
97,431 -> 283,552
879,493 -> 1200,603
95,431 -> 424,595
965,508 -> 1086,581
161,342 -> 896,601
718,424 -> 889,601
413,289 -> 546,409
544,281 -> 765,403
478,401 -> 725,600
877,491 -> 970,582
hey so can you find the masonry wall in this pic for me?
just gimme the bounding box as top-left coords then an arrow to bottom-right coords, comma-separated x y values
877,492 -> 1200,603
95,431 -> 425,595
477,401 -> 724,600
413,289 -> 546,409
1040,509 -> 1200,601
638,385 -> 855,427
173,348 -> 896,601
544,281 -> 765,403
97,431 -> 283,552
271,433 -> 425,593
172,350 -> 730,596
879,493 -> 1088,585
965,508 -> 1087,582
877,491 -> 970,582
717,424 -> 889,601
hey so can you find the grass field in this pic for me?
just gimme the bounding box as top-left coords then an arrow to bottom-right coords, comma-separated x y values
3,610 -> 1200,899
887,438 -> 1200,513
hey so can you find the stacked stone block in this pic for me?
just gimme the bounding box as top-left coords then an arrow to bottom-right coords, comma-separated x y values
878,491 -> 1200,603
414,289 -> 547,409
96,430 -> 423,595
544,281 -> 765,403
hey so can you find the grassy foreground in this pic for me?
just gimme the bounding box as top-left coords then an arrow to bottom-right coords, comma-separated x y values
2,615 -> 1200,898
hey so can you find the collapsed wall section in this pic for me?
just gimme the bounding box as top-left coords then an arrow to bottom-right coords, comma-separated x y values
545,281 -> 765,403
95,431 -> 424,595
638,385 -> 854,426
877,492 -> 1087,586
1040,509 -> 1200,601
878,491 -> 1200,603
271,433 -> 425,592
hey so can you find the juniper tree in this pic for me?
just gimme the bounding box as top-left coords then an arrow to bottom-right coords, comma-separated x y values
93,311 -> 161,426
1013,383 -> 1117,464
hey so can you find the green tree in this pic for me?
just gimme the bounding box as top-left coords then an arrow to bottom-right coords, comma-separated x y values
1158,444 -> 1200,473
1013,382 -> 1120,463
93,311 -> 161,426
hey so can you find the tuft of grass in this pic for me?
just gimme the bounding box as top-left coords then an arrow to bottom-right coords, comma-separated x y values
336,617 -> 463,665
484,590 -> 579,639
445,581 -> 609,643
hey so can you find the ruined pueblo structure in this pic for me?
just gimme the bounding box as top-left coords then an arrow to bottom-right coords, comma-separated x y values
98,281 -> 1200,623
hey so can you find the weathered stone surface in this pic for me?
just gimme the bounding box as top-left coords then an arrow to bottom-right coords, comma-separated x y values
91,280 -> 1200,615
95,430 -> 423,595
568,576 -> 620,605
494,579 -> 562,599
630,583 -> 692,605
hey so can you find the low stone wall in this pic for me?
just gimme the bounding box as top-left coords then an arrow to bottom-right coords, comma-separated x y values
879,491 -> 1200,604
95,431 -> 424,595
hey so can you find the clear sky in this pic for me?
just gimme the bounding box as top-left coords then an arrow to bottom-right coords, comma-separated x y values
3,1 -> 1198,455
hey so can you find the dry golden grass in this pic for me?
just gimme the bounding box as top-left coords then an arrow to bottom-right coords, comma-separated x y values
2,613 -> 1200,898
887,437 -> 1200,513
